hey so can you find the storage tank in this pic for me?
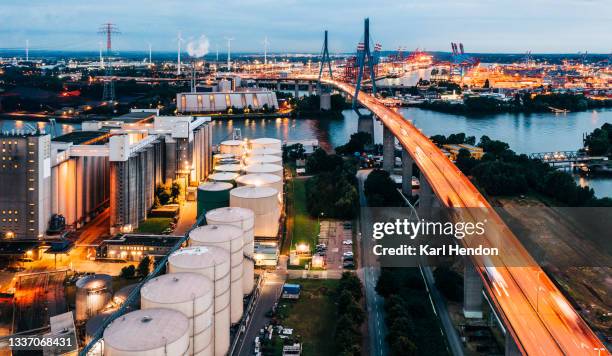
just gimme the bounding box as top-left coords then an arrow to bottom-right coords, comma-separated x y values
75,274 -> 113,322
189,225 -> 244,324
244,155 -> 282,166
249,138 -> 282,150
141,273 -> 214,356
230,186 -> 280,238
219,140 -> 244,155
244,163 -> 283,179
85,310 -> 114,344
168,246 -> 231,356
247,147 -> 282,157
214,164 -> 242,173
197,182 -> 233,216
205,207 -> 255,295
235,173 -> 283,202
103,308 -> 189,356
208,172 -> 239,184
213,153 -> 235,162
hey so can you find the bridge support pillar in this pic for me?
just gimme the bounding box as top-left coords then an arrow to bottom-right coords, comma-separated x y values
463,262 -> 484,319
383,125 -> 395,172
308,82 -> 314,96
320,93 -> 331,110
401,149 -> 413,197
357,114 -> 374,138
294,81 -> 299,99
505,335 -> 521,356
276,82 -> 281,91
418,176 -> 433,217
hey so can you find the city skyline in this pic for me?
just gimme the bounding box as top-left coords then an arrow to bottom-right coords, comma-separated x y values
0,0 -> 611,54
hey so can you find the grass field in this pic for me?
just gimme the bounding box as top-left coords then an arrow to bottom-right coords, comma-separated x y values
277,279 -> 339,356
136,217 -> 173,234
290,178 -> 319,253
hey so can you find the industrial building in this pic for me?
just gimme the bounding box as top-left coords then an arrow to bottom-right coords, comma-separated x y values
176,90 -> 279,114
97,234 -> 184,261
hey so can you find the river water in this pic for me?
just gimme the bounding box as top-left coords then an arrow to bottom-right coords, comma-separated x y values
2,107 -> 611,198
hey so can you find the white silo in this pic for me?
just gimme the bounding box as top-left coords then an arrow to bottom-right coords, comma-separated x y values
244,155 -> 282,166
189,225 -> 244,324
235,173 -> 283,202
208,172 -> 240,184
75,274 -> 113,322
247,147 -> 282,157
219,140 -> 245,155
230,186 -> 280,238
205,207 -> 255,295
213,164 -> 242,174
141,273 -> 214,356
103,308 -> 190,356
168,246 -> 231,356
244,163 -> 283,179
249,138 -> 282,150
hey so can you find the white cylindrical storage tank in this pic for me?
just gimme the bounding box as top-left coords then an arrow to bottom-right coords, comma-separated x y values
197,182 -> 233,217
235,173 -> 283,203
249,138 -> 282,150
205,207 -> 255,295
75,274 -> 113,322
208,172 -> 240,184
219,140 -> 244,155
244,163 -> 283,179
214,164 -> 242,174
189,225 -> 244,324
247,147 -> 282,157
230,186 -> 280,238
141,273 -> 214,356
244,155 -> 282,166
168,246 -> 231,356
103,308 -> 189,356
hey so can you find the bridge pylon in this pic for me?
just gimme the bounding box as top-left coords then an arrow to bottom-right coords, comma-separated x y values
317,30 -> 333,93
352,18 -> 378,111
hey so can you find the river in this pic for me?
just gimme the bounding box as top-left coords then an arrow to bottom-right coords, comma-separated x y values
2,107 -> 611,198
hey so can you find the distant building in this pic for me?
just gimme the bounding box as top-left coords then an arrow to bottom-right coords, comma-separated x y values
442,144 -> 484,160
176,90 -> 278,114
0,132 -> 51,239
97,234 -> 184,262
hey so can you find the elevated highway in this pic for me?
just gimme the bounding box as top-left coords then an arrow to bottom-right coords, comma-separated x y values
245,72 -> 609,355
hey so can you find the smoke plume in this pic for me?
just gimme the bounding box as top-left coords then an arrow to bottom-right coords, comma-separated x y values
186,35 -> 210,58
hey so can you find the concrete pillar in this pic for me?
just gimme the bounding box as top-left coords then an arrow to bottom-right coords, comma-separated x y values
463,262 -> 484,318
320,93 -> 331,110
505,335 -> 522,356
418,176 -> 433,217
276,82 -> 281,91
357,114 -> 374,139
308,82 -> 313,95
382,125 -> 395,172
401,148 -> 413,197
294,81 -> 299,98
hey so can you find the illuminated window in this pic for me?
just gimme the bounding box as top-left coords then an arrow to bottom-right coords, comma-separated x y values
225,94 -> 231,107
180,95 -> 186,110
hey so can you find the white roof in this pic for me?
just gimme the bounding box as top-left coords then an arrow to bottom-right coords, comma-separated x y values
168,246 -> 230,269
245,155 -> 282,164
141,273 -> 213,304
198,181 -> 233,191
248,148 -> 282,156
230,186 -> 278,199
209,172 -> 240,181
244,163 -> 283,173
250,138 -> 281,144
206,206 -> 255,223
235,173 -> 281,186
103,308 -> 188,350
214,164 -> 242,172
190,224 -> 243,243
220,140 -> 244,146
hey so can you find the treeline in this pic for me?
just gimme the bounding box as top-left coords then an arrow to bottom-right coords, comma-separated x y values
584,123 -> 612,156
440,133 -> 612,206
333,272 -> 365,356
305,148 -> 359,219
376,268 -> 449,355
295,93 -> 351,116
364,169 -> 404,207
417,93 -> 612,114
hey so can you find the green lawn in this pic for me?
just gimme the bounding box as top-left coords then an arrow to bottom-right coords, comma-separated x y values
277,279 -> 339,356
136,217 -> 173,234
291,178 -> 319,252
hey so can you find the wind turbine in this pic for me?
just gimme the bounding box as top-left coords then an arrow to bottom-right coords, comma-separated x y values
263,36 -> 270,65
147,42 -> 152,67
177,31 -> 184,75
225,37 -> 234,72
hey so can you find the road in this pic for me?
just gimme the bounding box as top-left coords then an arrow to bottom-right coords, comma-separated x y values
320,78 -> 610,356
356,170 -> 388,356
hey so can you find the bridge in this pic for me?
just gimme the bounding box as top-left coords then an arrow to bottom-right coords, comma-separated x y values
240,20 -> 610,354
530,150 -> 608,164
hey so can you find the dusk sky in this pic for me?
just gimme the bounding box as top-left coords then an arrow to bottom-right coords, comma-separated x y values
1,0 -> 610,54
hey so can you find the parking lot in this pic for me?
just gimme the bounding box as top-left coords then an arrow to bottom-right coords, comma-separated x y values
316,220 -> 354,271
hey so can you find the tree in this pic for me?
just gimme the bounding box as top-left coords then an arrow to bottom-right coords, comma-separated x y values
171,182 -> 181,202
364,169 -> 403,207
335,132 -> 373,155
483,79 -> 490,88
390,336 -> 417,356
137,256 -> 151,277
120,265 -> 136,279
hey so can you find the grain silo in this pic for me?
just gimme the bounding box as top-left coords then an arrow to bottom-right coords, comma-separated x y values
247,147 -> 282,157
168,246 -> 231,356
141,273 -> 214,356
235,173 -> 283,198
244,163 -> 283,179
213,164 -> 242,174
189,225 -> 244,324
103,308 -> 189,356
197,182 -> 233,217
244,155 -> 282,166
208,172 -> 240,185
249,138 -> 282,150
219,140 -> 245,155
75,274 -> 113,322
205,207 -> 255,295
230,186 -> 280,238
